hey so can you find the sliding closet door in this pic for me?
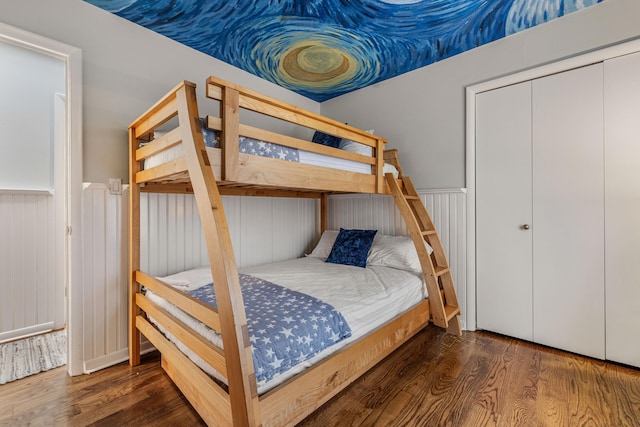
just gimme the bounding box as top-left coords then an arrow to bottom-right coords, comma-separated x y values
532,64 -> 605,359
604,51 -> 640,367
476,81 -> 533,340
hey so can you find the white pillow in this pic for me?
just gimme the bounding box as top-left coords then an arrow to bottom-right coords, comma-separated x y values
339,129 -> 374,157
367,234 -> 433,275
306,229 -> 339,260
383,163 -> 399,178
157,267 -> 213,291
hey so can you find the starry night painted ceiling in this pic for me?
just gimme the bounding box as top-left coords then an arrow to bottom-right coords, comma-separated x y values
85,0 -> 603,102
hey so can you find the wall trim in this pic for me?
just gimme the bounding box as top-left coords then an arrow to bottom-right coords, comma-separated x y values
329,188 -> 466,200
84,340 -> 155,374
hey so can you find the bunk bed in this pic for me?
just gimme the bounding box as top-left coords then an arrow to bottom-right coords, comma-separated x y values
129,76 -> 461,426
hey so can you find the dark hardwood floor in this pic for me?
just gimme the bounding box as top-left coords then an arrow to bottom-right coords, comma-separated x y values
1,327 -> 639,426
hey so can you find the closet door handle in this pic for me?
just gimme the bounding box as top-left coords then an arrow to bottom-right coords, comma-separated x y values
521,224 -> 530,230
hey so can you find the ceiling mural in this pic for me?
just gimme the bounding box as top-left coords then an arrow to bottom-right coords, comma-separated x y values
85,0 -> 603,102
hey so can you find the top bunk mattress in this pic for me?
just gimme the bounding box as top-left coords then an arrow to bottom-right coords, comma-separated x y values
142,123 -> 399,177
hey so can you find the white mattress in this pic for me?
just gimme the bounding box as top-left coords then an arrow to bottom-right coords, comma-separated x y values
298,149 -> 399,177
146,257 -> 425,394
143,141 -> 399,177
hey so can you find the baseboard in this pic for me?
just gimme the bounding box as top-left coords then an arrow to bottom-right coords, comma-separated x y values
83,340 -> 156,374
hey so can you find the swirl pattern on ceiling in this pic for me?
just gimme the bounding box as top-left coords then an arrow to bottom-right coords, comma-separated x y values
85,0 -> 603,102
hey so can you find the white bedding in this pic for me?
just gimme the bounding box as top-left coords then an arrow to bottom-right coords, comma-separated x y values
146,257 -> 425,394
297,149 -> 399,177
142,138 -> 399,177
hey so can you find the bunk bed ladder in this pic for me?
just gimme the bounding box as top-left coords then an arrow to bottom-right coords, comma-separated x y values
385,174 -> 462,335
166,82 -> 261,426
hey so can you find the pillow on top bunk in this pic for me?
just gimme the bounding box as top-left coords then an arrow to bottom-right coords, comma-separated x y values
367,234 -> 433,276
339,129 -> 375,157
326,228 -> 377,268
306,229 -> 339,260
312,130 -> 342,148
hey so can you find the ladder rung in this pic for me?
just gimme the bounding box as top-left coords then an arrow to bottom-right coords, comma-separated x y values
404,195 -> 420,200
444,305 -> 460,321
422,229 -> 437,236
434,266 -> 450,277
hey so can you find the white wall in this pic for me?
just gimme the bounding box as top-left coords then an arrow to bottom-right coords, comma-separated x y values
320,0 -> 640,189
0,0 -> 320,184
4,0 -> 640,189
0,41 -> 64,190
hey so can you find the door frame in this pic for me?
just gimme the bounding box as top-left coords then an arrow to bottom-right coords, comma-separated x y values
0,22 -> 83,375
465,37 -> 640,332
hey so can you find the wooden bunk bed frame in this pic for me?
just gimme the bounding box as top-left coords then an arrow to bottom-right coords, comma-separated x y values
129,77 -> 461,426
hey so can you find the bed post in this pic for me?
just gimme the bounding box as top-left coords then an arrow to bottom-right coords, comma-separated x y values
128,127 -> 141,366
375,138 -> 385,193
221,85 -> 240,182
176,83 -> 261,426
320,193 -> 329,234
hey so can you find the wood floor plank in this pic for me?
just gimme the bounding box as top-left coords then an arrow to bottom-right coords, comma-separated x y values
1,330 -> 639,426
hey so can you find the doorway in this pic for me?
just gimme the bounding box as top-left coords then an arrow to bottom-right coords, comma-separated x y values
0,22 -> 82,376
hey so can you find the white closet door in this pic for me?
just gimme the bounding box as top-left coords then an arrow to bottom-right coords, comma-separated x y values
532,64 -> 605,359
476,81 -> 533,340
604,51 -> 640,368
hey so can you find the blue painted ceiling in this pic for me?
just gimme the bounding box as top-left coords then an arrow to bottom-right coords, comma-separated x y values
85,0 -> 603,102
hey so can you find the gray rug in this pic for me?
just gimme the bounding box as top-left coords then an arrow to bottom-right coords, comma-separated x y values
0,330 -> 67,384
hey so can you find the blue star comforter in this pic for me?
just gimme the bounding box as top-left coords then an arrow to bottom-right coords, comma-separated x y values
201,122 -> 299,162
187,274 -> 351,385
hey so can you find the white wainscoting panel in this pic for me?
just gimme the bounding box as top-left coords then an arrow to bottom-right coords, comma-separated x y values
328,189 -> 467,328
81,184 -> 465,371
81,183 -> 130,372
0,190 -> 64,343
81,184 -> 318,371
140,194 -> 318,276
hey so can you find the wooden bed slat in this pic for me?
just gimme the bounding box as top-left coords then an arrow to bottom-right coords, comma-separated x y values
130,81 -> 196,139
206,76 -> 384,147
135,157 -> 188,184
239,123 -> 376,165
259,300 -> 430,427
136,293 -> 227,378
205,115 -> 377,168
136,271 -> 222,333
131,81 -> 192,139
135,127 -> 182,161
235,152 -> 377,193
136,316 -> 233,426
134,97 -> 178,139
207,115 -> 377,166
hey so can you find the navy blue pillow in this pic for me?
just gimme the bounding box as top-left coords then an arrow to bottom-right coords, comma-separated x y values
326,228 -> 377,268
312,130 -> 342,148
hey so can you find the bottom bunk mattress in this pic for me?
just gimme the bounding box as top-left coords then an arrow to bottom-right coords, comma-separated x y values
145,256 -> 426,394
